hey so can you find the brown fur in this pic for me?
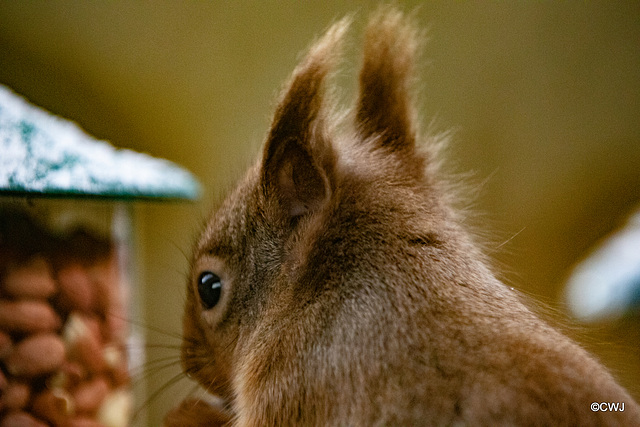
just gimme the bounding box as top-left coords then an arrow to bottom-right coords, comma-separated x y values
170,7 -> 640,426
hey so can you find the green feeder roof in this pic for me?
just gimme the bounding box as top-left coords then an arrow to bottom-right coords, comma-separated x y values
0,85 -> 201,200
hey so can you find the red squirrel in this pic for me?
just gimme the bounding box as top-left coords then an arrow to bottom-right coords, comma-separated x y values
166,7 -> 640,426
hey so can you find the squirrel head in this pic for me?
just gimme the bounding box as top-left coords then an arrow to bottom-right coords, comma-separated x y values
181,6 -> 476,414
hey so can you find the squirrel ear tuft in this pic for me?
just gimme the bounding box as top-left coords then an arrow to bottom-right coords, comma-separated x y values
266,17 -> 348,146
262,18 -> 348,218
356,7 -> 420,154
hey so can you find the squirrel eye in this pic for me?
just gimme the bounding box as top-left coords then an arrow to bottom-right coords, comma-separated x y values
197,271 -> 222,309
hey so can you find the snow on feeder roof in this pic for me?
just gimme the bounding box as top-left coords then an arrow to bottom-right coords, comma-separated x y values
0,85 -> 201,200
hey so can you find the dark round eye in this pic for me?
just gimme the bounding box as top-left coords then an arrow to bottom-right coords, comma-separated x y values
197,271 -> 222,309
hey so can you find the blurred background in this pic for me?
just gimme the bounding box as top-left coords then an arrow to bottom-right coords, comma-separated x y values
1,1 -> 638,424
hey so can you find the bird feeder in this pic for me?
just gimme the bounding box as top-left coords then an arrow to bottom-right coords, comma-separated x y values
0,85 -> 200,426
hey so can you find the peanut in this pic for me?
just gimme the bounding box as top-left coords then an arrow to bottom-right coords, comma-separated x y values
89,257 -> 120,315
72,376 -> 110,414
0,330 -> 12,359
96,389 -> 132,427
2,256 -> 57,299
102,345 -> 130,387
5,333 -> 66,377
0,411 -> 48,427
67,417 -> 105,427
0,300 -> 61,334
108,362 -> 130,388
2,381 -> 31,411
56,263 -> 95,312
63,313 -> 105,372
47,361 -> 86,390
92,259 -> 128,342
30,388 -> 75,426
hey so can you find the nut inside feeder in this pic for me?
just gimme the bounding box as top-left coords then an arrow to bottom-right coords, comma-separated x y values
0,85 -> 201,426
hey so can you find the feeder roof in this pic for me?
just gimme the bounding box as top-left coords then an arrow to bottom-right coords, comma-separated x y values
0,85 -> 201,200
565,208 -> 640,322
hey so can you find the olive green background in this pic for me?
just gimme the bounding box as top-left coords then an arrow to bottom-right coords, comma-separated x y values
1,2 -> 639,424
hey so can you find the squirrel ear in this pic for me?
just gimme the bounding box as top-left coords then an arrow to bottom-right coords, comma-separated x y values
263,137 -> 328,217
356,7 -> 420,154
261,18 -> 348,218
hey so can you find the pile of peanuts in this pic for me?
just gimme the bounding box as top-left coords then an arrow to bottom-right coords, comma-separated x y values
0,212 -> 131,427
